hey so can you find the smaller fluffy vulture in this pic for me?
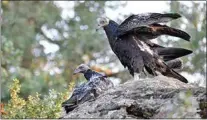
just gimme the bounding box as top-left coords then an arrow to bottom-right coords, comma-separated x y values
97,12 -> 192,83
62,64 -> 114,114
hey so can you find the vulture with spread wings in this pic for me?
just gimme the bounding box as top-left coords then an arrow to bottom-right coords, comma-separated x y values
97,13 -> 192,83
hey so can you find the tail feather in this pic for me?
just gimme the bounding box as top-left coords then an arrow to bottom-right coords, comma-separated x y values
160,61 -> 188,83
62,104 -> 78,114
156,47 -> 193,61
62,99 -> 77,113
164,68 -> 188,83
158,60 -> 188,83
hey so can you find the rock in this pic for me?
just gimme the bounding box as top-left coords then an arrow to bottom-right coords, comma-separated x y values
61,75 -> 206,119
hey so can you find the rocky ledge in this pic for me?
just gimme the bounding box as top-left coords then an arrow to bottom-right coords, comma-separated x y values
61,75 -> 206,119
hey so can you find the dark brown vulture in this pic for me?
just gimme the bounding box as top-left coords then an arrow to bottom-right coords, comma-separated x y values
97,13 -> 192,83
62,64 -> 114,114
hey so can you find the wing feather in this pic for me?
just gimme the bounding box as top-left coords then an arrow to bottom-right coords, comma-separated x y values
117,13 -> 181,36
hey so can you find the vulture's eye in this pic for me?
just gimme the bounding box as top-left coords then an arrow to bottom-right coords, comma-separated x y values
100,20 -> 105,24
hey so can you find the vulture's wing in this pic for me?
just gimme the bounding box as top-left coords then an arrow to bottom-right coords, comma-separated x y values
117,13 -> 181,36
121,24 -> 190,41
146,41 -> 193,61
133,38 -> 188,83
113,37 -> 145,76
88,76 -> 113,92
156,59 -> 188,83
155,47 -> 192,61
70,84 -> 86,100
62,83 -> 89,113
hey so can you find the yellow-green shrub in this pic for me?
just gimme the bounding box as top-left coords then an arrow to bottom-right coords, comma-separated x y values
2,79 -> 70,119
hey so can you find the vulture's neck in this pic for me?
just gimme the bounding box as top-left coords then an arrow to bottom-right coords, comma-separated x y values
84,69 -> 104,81
103,20 -> 119,47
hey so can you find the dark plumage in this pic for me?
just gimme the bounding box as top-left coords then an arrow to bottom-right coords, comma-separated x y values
62,64 -> 114,114
117,13 -> 190,41
166,58 -> 183,70
146,41 -> 192,62
97,13 -> 192,83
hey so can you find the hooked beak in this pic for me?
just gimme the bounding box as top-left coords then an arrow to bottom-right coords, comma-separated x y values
96,24 -> 102,32
73,68 -> 81,75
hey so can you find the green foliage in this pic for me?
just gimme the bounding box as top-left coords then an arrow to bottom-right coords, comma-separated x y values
1,1 -> 124,102
2,79 -> 69,119
1,1 -> 63,101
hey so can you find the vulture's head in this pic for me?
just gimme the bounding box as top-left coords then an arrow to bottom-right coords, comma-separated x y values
73,64 -> 90,74
96,17 -> 110,31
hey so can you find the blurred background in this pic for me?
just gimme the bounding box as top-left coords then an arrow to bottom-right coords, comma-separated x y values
1,1 -> 206,102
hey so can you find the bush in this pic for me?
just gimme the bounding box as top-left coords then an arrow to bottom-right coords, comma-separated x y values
2,79 -> 71,119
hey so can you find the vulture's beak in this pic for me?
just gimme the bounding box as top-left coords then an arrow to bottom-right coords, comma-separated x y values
73,68 -> 81,75
96,25 -> 101,32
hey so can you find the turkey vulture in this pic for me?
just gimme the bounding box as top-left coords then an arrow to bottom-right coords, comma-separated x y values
96,13 -> 192,83
62,64 -> 114,114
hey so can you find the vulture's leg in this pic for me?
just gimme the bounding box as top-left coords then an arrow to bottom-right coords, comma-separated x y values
142,68 -> 148,77
88,89 -> 98,102
134,73 -> 141,81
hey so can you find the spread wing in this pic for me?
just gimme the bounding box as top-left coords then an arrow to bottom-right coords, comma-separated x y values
117,13 -> 181,36
146,41 -> 192,61
120,24 -> 190,41
117,13 -> 190,41
127,36 -> 189,83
